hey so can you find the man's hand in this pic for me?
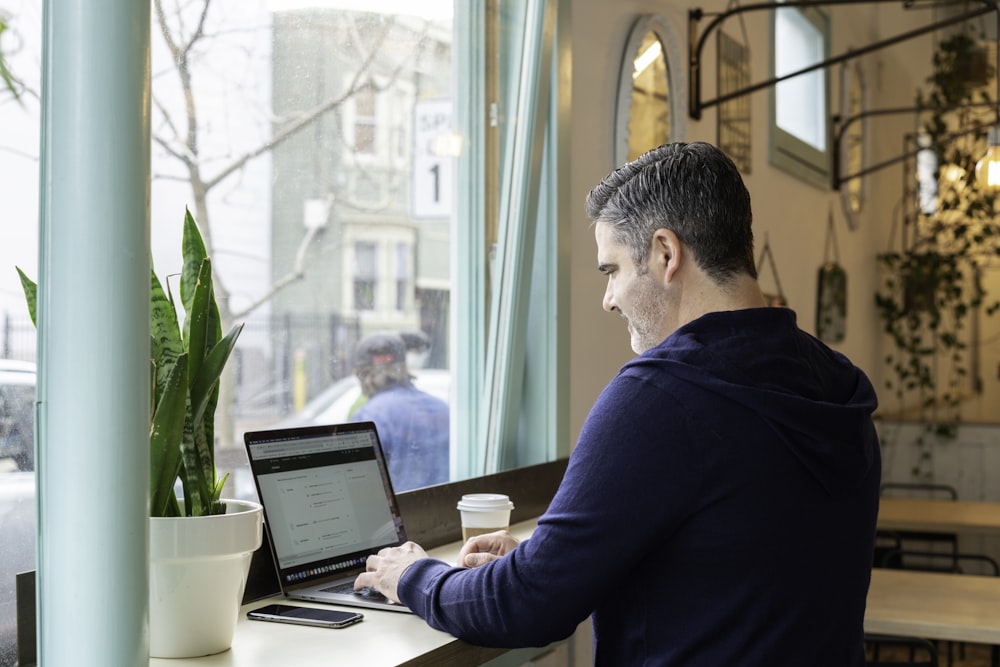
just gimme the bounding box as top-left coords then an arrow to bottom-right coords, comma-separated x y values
457,530 -> 520,568
354,541 -> 429,603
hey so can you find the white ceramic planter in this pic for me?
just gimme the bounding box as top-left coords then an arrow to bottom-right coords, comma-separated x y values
149,499 -> 263,658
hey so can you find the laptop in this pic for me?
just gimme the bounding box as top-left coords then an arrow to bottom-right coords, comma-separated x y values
243,421 -> 413,613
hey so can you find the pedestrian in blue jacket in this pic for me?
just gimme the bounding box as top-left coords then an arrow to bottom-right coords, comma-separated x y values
352,332 -> 449,492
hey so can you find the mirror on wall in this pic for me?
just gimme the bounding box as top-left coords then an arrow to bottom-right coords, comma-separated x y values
839,60 -> 866,230
615,15 -> 684,165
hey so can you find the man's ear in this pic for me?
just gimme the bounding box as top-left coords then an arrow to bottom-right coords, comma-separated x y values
651,229 -> 682,282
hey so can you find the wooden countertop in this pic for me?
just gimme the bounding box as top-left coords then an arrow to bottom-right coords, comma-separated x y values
866,567 -> 1000,644
878,497 -> 1000,535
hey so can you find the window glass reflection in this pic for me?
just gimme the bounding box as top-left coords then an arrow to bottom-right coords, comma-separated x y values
151,1 -> 458,501
775,7 -> 826,151
0,0 -> 464,649
627,30 -> 670,161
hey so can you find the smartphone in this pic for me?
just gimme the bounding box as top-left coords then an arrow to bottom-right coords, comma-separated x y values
247,604 -> 364,629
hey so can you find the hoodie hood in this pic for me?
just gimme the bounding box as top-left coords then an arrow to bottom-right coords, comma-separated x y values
621,308 -> 879,494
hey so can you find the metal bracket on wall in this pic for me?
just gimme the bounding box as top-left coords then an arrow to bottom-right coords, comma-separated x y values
688,0 -> 1000,188
831,101 -> 1000,190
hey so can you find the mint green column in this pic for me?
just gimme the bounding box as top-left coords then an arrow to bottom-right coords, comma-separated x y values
37,1 -> 150,664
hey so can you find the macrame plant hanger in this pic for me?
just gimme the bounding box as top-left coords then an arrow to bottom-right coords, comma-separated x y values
816,205 -> 847,343
756,233 -> 787,307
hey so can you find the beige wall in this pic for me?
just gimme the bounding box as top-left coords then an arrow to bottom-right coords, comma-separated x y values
564,0 -> 960,448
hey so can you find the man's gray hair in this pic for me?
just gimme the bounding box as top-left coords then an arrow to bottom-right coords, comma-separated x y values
585,142 -> 756,283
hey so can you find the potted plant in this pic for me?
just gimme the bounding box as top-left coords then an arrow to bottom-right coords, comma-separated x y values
874,30 -> 1000,479
17,208 -> 262,658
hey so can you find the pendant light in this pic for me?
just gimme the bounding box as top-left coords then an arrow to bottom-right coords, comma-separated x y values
975,127 -> 1000,189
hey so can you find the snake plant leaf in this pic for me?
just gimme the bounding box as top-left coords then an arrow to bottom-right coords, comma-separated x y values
15,267 -> 37,327
168,209 -> 243,517
163,493 -> 181,517
180,209 -> 221,352
191,323 -> 242,469
182,322 -> 243,516
19,208 -> 241,518
210,473 -> 229,515
179,412 -> 208,516
190,416 -> 214,516
150,353 -> 188,518
186,257 -> 213,392
179,208 -> 208,312
151,269 -> 184,407
190,322 -> 244,427
196,232 -> 222,353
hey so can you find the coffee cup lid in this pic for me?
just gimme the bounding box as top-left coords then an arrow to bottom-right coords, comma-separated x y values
456,493 -> 514,511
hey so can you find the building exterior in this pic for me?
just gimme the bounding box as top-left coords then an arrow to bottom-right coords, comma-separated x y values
269,10 -> 453,400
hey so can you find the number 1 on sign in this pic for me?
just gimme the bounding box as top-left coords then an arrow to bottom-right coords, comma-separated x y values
429,163 -> 440,203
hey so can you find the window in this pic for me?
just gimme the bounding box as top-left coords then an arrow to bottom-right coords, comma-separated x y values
0,0 -> 567,491
1,1 -> 569,651
770,3 -> 831,187
395,242 -> 409,312
353,241 -> 377,312
354,85 -> 376,155
392,91 -> 408,163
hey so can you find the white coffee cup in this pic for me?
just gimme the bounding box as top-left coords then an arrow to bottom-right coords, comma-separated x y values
457,493 -> 515,542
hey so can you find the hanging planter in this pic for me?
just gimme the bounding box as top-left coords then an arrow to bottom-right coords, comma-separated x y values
816,208 -> 847,343
756,234 -> 787,308
874,26 -> 1000,479
936,33 -> 992,87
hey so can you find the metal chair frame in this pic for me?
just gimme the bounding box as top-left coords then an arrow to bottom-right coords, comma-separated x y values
865,633 -> 939,666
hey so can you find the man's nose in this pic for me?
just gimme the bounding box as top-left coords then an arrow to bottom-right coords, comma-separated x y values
602,285 -> 616,313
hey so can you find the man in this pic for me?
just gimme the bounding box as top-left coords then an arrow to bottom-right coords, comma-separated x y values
351,331 -> 449,491
356,142 -> 881,665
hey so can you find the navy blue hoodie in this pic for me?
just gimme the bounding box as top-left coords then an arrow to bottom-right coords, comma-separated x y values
398,308 -> 880,665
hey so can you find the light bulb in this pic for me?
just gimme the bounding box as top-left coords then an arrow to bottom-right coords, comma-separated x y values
975,127 -> 1000,189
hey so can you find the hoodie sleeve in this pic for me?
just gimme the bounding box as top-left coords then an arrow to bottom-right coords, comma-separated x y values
396,374 -> 704,647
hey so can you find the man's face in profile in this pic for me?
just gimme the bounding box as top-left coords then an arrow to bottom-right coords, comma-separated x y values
595,220 -> 671,354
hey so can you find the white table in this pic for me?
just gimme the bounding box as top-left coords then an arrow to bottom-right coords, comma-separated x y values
151,520 -> 543,667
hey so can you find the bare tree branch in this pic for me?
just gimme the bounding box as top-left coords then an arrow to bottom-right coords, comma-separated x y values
154,3 -> 433,313
149,2 -> 444,448
0,13 -> 32,104
202,15 -> 403,192
230,222 -> 327,320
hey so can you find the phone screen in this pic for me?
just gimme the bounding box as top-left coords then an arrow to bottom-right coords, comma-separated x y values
247,604 -> 364,629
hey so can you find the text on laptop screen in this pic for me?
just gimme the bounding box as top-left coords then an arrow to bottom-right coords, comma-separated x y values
247,428 -> 405,573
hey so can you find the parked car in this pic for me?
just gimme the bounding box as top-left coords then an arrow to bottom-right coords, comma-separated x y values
0,360 -> 36,663
0,360 -> 36,472
276,368 -> 451,428
230,369 -> 452,502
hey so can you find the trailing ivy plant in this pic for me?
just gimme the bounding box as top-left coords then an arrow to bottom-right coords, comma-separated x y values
874,30 -> 1000,479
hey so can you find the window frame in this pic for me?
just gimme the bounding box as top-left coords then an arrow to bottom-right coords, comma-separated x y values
23,1 -> 576,658
352,240 -> 378,312
454,0 -> 569,479
768,2 -> 831,188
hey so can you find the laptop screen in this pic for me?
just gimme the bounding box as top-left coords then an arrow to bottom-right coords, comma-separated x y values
244,422 -> 407,589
